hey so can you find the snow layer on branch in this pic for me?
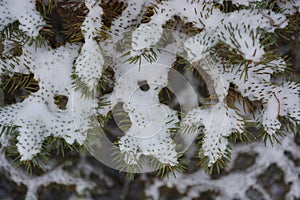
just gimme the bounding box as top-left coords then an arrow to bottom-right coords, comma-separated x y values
133,0 -> 295,167
135,1 -> 287,63
185,8 -> 288,62
229,58 -> 286,101
262,81 -> 300,135
277,82 -> 300,120
75,40 -> 104,90
109,0 -> 156,35
182,102 -> 243,165
221,0 -> 299,15
277,0 -> 300,15
0,0 -> 298,180
0,0 -> 45,37
0,43 -> 95,160
184,32 -> 216,62
145,0 -> 207,30
74,1 -> 104,91
72,88 -> 97,139
100,51 -> 179,166
261,94 -> 281,135
132,24 -> 163,51
81,0 -> 102,40
131,0 -> 211,52
181,55 -> 297,138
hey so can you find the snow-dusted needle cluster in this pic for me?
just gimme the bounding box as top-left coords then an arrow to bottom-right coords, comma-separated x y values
0,0 -> 299,186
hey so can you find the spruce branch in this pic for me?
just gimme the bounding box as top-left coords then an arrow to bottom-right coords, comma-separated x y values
111,144 -> 145,181
71,65 -> 114,98
198,143 -> 232,175
150,152 -> 187,178
0,73 -> 39,104
122,48 -> 160,69
4,126 -> 81,174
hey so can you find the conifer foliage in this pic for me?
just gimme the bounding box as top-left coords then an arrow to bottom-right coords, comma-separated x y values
0,0 -> 299,199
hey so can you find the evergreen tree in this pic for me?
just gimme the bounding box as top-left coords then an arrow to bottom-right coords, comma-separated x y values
0,0 -> 299,199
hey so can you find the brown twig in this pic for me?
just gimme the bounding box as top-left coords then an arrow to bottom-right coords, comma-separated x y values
259,11 -> 288,27
273,93 -> 281,117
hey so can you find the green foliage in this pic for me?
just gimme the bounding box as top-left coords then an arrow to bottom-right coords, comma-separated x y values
257,127 -> 285,146
122,48 -> 160,69
101,0 -> 127,30
59,1 -> 87,44
213,1 -> 248,13
111,103 -> 132,133
0,0 -> 299,181
111,145 -> 145,180
0,23 -> 50,55
53,95 -> 68,110
111,144 -> 187,180
142,2 -> 159,24
2,125 -> 80,174
0,73 -> 39,104
151,152 -> 187,178
36,0 -> 58,16
0,22 -> 30,48
278,116 -> 300,135
0,88 -> 4,106
180,124 -> 201,135
198,141 -> 232,175
245,110 -> 299,147
71,65 -> 115,98
162,15 -> 203,36
227,129 -> 257,144
2,126 -> 47,174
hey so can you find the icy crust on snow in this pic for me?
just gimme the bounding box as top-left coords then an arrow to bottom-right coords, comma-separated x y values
99,52 -> 179,166
0,44 -> 95,160
0,0 -> 45,37
74,0 -> 104,91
